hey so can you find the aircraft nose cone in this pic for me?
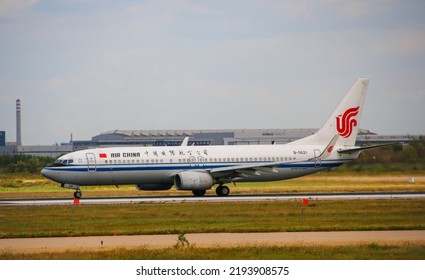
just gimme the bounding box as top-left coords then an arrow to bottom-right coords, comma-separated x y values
41,167 -> 64,184
41,168 -> 52,179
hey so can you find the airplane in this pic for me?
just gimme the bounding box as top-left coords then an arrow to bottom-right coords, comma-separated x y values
41,78 -> 385,198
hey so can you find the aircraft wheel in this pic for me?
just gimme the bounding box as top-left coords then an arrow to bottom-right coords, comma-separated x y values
216,185 -> 230,197
192,189 -> 206,197
74,191 -> 82,199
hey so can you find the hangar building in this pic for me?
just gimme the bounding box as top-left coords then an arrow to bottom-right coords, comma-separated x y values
71,128 -> 418,151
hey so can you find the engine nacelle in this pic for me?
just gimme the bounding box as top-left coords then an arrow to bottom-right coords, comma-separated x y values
136,183 -> 173,191
175,171 -> 214,190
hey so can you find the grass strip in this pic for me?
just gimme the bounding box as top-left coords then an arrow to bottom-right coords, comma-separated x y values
1,243 -> 425,260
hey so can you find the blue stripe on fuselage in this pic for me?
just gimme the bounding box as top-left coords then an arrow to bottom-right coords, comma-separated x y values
43,160 -> 346,173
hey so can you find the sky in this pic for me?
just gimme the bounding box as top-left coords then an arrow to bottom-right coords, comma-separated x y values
1,0 -> 424,145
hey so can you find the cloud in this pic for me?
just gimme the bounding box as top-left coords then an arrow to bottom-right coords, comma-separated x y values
1,1 -> 425,144
0,0 -> 37,18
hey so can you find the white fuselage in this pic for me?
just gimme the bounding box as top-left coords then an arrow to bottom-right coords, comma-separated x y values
41,143 -> 356,186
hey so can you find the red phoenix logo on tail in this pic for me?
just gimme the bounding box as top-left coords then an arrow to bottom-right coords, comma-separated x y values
336,106 -> 360,138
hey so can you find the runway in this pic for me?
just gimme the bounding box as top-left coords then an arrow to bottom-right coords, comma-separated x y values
1,192 -> 424,206
1,231 -> 424,252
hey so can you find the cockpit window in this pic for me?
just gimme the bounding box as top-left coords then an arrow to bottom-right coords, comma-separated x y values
50,159 -> 73,167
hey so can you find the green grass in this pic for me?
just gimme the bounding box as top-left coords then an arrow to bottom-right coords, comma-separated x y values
1,199 -> 424,238
1,243 -> 424,260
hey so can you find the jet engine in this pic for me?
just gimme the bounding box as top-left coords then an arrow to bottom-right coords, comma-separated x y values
174,171 -> 214,190
136,183 -> 173,191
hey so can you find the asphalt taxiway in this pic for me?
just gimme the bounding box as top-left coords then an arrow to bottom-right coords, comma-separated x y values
1,192 -> 424,206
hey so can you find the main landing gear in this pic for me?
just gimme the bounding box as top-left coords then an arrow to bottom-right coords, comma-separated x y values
192,189 -> 206,197
216,185 -> 230,197
191,185 -> 230,197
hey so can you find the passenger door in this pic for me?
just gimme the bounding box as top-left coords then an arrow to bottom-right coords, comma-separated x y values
313,149 -> 321,167
86,153 -> 97,172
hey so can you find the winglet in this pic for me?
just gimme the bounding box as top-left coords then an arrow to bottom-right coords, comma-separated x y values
311,134 -> 339,161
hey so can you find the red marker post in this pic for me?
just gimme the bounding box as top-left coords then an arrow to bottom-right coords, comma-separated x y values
73,198 -> 80,205
301,198 -> 309,222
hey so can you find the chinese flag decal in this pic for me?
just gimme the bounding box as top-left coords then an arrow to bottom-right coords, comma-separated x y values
99,153 -> 107,158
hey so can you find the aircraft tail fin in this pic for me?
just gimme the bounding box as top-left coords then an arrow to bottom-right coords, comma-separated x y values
292,78 -> 369,147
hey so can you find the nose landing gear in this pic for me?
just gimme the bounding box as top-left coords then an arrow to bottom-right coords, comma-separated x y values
74,190 -> 82,199
61,183 -> 83,199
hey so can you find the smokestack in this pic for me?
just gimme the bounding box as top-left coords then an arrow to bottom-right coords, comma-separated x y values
16,99 -> 22,146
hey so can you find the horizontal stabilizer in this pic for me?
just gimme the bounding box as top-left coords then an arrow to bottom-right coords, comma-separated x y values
338,143 -> 399,154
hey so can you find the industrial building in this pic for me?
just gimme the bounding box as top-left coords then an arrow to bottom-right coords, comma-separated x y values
0,131 -> 5,147
72,128 -> 318,150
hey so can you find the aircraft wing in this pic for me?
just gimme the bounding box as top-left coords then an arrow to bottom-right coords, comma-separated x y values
210,161 -> 281,175
209,160 -> 286,181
